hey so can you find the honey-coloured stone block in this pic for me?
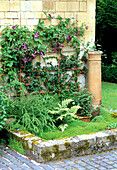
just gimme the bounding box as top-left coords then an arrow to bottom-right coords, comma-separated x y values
21,1 -> 31,11
25,12 -> 35,19
43,19 -> 51,26
13,19 -> 20,26
56,2 -> 67,12
1,19 -> 13,26
43,1 -> 55,11
35,12 -> 42,19
21,19 -> 27,26
5,12 -> 18,19
65,12 -> 74,19
31,1 -> 42,11
0,12 -> 5,19
68,2 -> 79,12
27,19 -> 38,26
0,2 -> 9,11
80,2 -> 87,11
10,1 -> 20,11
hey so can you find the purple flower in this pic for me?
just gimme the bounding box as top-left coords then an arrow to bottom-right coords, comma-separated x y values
45,49 -> 47,51
23,58 -> 28,63
31,54 -> 36,57
59,44 -> 64,49
22,43 -> 27,50
48,14 -> 53,19
34,50 -> 37,54
12,26 -> 16,29
14,47 -> 18,50
54,41 -> 59,46
20,54 -> 24,57
34,31 -> 39,38
66,35 -> 72,41
52,48 -> 58,53
85,26 -> 88,30
41,51 -> 45,56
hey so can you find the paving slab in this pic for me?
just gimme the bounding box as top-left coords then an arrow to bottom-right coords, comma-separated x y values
0,144 -> 117,170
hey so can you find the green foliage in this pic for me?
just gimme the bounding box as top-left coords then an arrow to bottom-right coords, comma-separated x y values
111,52 -> 117,67
91,115 -> 106,122
107,122 -> 117,130
96,0 -> 117,29
0,12 -> 88,95
0,114 -> 7,131
111,112 -> 117,118
96,0 -> 117,65
0,90 -> 10,131
101,64 -> 117,83
40,107 -> 117,140
6,93 -> 59,136
63,88 -> 94,116
49,99 -> 81,131
0,12 -> 94,135
9,138 -> 25,155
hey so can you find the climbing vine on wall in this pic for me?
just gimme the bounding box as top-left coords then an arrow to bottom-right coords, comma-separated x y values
0,13 -> 88,97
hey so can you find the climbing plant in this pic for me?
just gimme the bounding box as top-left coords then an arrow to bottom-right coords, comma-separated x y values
0,12 -> 88,98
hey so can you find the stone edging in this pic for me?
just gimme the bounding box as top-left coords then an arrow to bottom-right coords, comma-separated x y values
7,129 -> 117,163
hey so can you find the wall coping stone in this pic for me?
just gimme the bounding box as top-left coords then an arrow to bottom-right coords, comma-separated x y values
7,129 -> 117,163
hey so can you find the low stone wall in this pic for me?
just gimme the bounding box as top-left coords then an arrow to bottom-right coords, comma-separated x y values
8,129 -> 117,163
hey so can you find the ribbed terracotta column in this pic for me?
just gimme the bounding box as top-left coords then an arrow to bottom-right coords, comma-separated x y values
88,51 -> 102,105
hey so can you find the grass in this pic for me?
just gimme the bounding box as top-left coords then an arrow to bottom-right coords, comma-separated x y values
8,138 -> 25,155
40,107 -> 117,140
38,82 -> 117,140
102,82 -> 117,110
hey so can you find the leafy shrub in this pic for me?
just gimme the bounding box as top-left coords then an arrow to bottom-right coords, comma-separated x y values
48,99 -> 81,131
107,122 -> 117,130
111,52 -> 117,67
0,114 -> 7,131
101,64 -> 117,83
62,88 -> 94,116
96,0 -> 117,65
6,93 -> 59,135
0,90 -> 10,131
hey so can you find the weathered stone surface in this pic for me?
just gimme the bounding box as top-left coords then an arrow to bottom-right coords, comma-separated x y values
7,129 -> 117,163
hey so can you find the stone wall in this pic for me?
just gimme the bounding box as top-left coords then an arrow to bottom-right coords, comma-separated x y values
8,129 -> 117,163
0,0 -> 96,43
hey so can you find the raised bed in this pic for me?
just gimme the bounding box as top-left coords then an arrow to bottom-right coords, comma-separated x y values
7,129 -> 117,163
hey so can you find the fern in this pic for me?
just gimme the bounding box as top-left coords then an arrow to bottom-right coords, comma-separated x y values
49,99 -> 81,131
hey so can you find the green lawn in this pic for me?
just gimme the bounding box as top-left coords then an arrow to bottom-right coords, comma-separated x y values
102,82 -> 117,110
39,82 -> 117,140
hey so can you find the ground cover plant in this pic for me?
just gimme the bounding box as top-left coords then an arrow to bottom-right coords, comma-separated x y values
9,138 -> 25,155
39,107 -> 117,140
